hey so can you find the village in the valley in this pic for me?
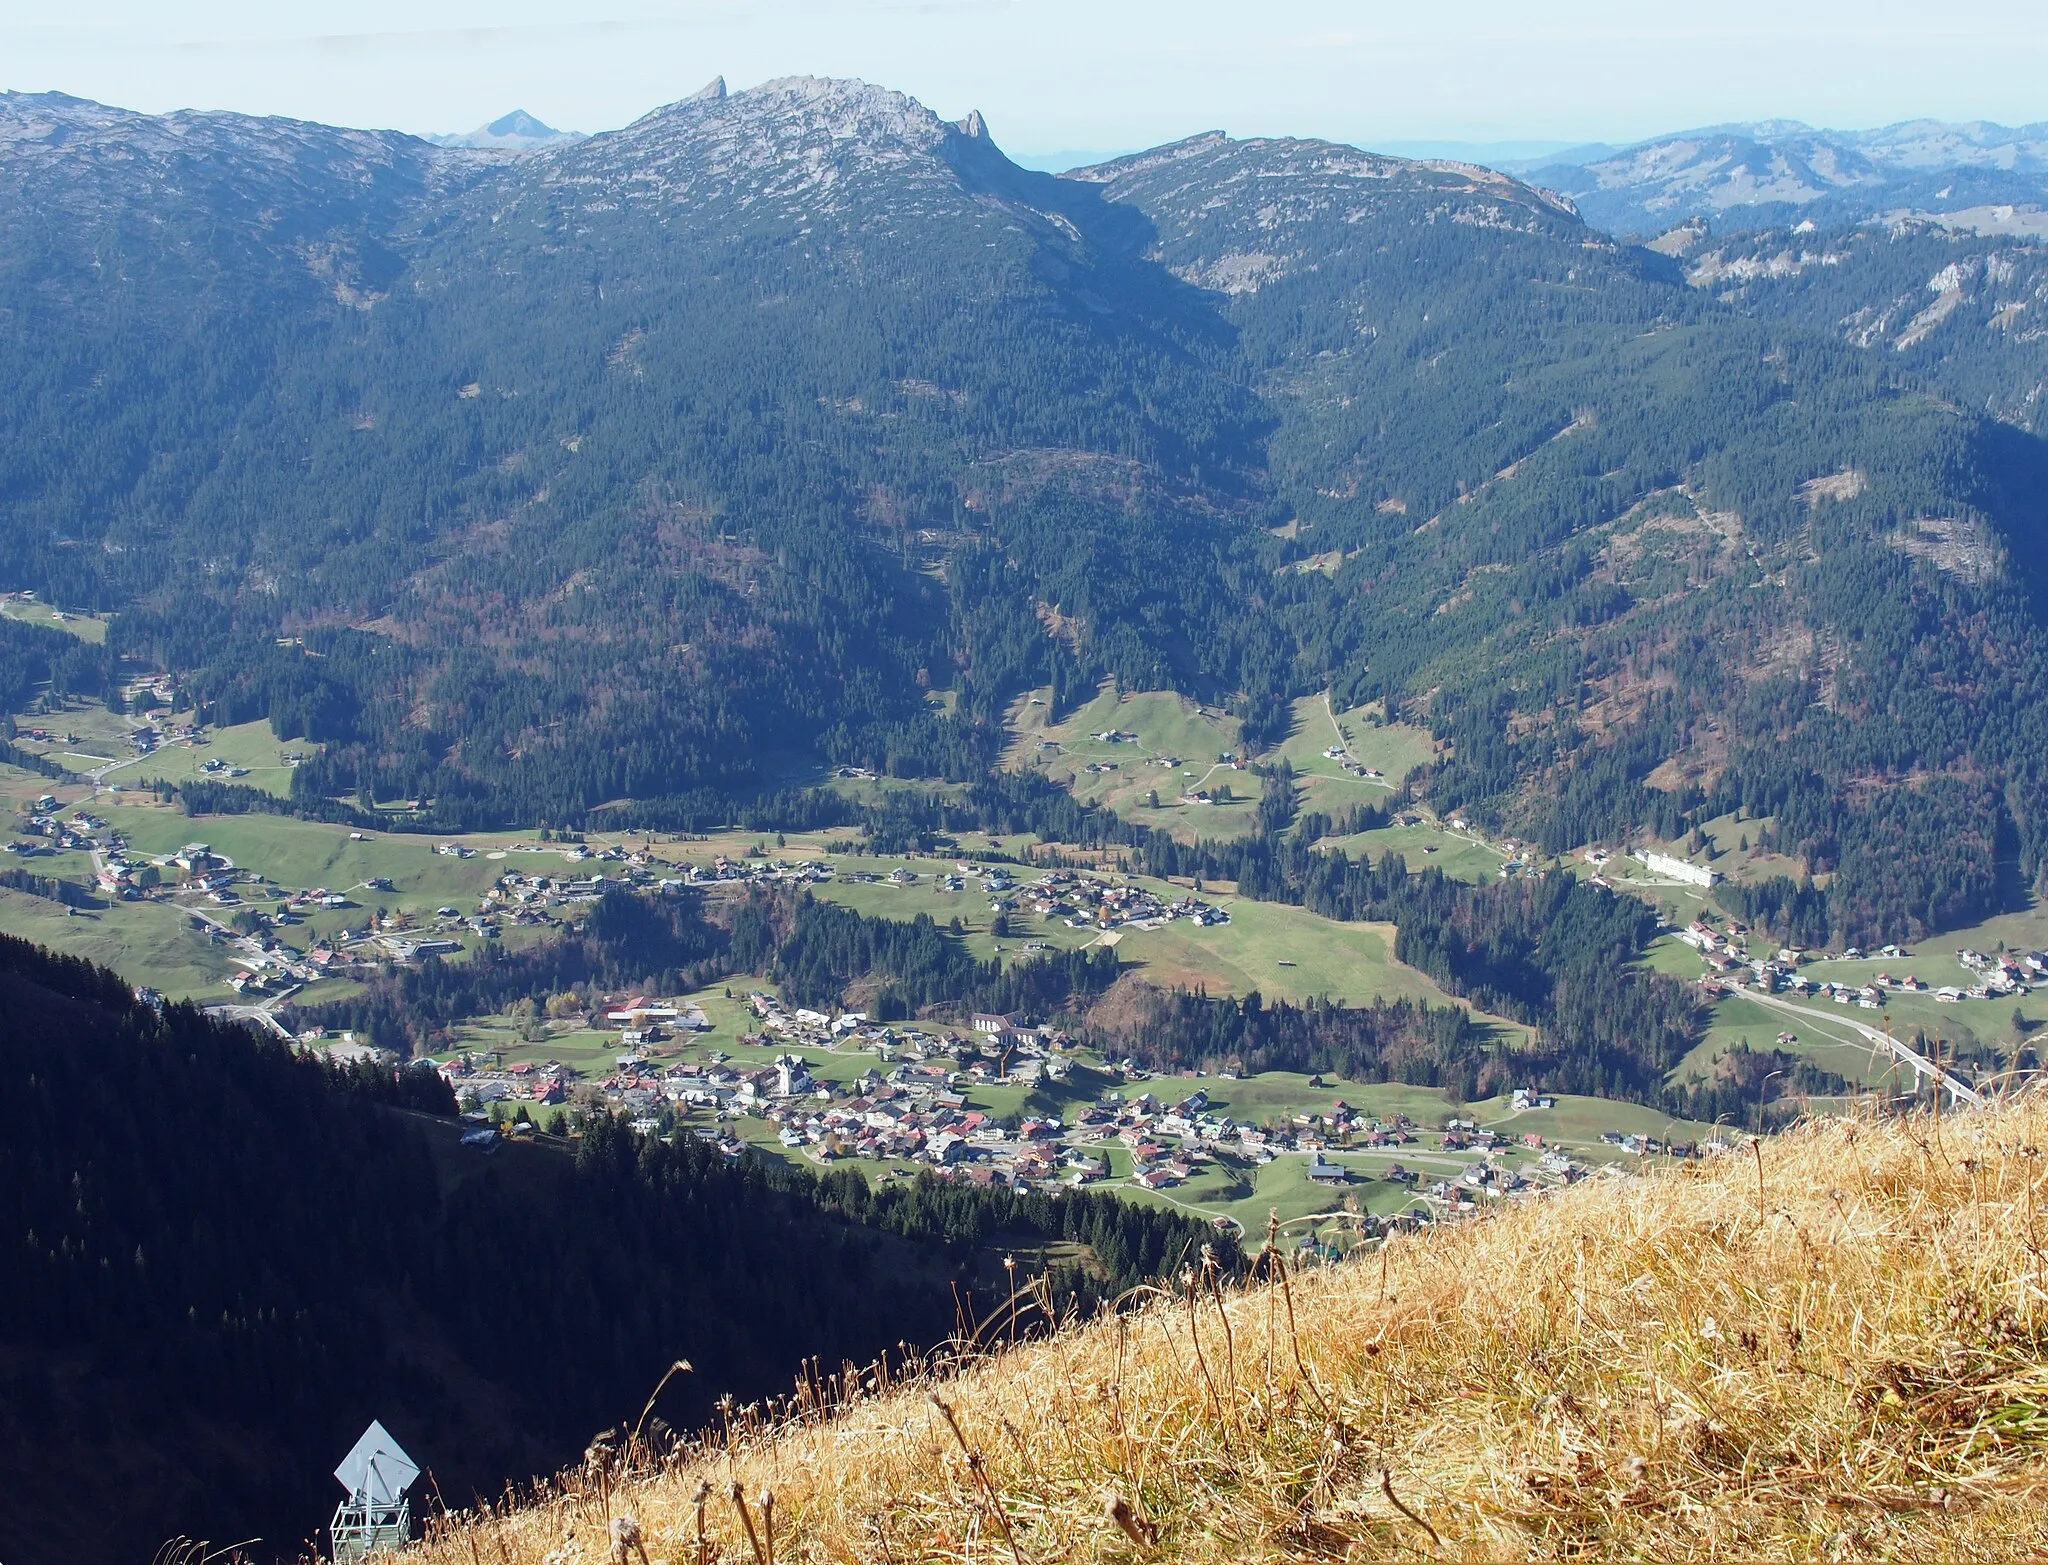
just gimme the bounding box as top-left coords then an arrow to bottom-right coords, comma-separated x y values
5,655 -> 2027,1236
432,976 -> 1705,1237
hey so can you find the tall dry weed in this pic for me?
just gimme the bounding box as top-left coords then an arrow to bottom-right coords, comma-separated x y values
407,1096 -> 2048,1562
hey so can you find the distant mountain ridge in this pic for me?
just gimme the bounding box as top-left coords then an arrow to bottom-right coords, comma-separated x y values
5,75 -> 2048,956
1525,116 -> 2048,237
429,108 -> 584,151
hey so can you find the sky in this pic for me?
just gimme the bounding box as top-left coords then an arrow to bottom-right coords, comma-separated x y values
1,0 -> 2044,164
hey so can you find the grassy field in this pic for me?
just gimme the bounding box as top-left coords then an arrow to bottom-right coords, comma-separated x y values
1652,936 -> 1912,1091
796,845 -> 1516,1027
0,884 -> 243,998
1683,994 -> 1902,1092
0,801 -> 543,999
2,787 -> 1534,1038
1266,693 -> 1436,822
0,759 -> 64,816
3,681 -> 310,798
1099,1075 -> 1717,1230
1003,683 -> 1266,841
1590,852 -> 1715,914
3,695 -> 135,779
0,595 -> 106,643
1683,810 -> 1810,886
1650,907 -> 2048,1093
799,865 -> 1102,965
1111,899 -> 1474,1012
106,802 -> 510,924
413,1099 -> 2048,1564
1001,685 -> 1438,845
1321,819 -> 1508,884
124,720 -> 310,798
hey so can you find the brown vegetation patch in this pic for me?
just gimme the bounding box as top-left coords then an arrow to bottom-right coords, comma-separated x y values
1034,600 -> 1085,653
414,1099 -> 2048,1563
1796,467 -> 1869,506
1894,517 -> 2004,584
969,448 -> 1153,510
1082,970 -> 1166,1034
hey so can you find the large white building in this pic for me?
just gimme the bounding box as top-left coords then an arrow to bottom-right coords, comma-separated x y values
1634,850 -> 1717,889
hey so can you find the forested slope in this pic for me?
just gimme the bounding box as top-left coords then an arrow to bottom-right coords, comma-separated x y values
0,933 -> 1222,1563
7,78 -> 2048,944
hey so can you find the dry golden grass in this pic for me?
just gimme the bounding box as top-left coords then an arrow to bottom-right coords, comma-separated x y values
409,1096 -> 2048,1563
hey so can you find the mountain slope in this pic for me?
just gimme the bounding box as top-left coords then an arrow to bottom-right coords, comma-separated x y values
7,81 -> 2048,946
1685,222 -> 2048,433
0,932 -> 1220,1564
414,1095 -> 2048,1562
1,78 -> 1270,822
429,109 -> 584,151
1074,129 -> 2048,942
1526,118 -> 2048,238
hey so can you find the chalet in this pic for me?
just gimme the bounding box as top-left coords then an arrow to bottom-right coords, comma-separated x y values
1305,1155 -> 1350,1186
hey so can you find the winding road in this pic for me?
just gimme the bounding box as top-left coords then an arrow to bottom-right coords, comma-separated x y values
1743,989 -> 1982,1105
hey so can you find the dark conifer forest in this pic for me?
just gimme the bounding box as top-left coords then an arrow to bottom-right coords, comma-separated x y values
0,934 -> 1224,1563
5,80 -> 2048,936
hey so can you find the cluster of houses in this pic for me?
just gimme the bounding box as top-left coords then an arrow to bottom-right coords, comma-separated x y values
437,1055 -> 577,1107
1319,743 -> 1385,780
833,859 -> 1230,931
679,855 -> 836,888
8,803 -> 111,860
432,970 -> 1687,1216
1949,948 -> 2048,1001
1682,915 -> 2046,1005
1012,868 -> 1229,931
485,868 -> 632,920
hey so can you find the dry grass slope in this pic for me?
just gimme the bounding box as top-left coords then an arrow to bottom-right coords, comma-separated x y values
409,1097 -> 2048,1562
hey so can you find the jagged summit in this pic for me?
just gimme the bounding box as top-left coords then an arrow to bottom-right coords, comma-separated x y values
515,75 -> 1020,229
615,74 -> 961,151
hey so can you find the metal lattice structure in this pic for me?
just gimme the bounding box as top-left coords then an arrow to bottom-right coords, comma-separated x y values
330,1421 -> 419,1563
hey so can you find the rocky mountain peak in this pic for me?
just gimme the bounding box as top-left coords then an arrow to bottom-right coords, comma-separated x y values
518,75 -> 1008,229
429,109 -> 583,151
0,90 -> 489,258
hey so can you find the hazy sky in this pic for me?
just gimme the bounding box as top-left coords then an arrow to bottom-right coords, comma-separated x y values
2,0 -> 2044,160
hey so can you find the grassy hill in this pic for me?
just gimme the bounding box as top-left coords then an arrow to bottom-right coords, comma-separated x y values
410,1095 -> 2048,1562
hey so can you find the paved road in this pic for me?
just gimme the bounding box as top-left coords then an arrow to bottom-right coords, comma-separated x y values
1119,1178 -> 1246,1235
1744,989 -> 1982,1105
1317,689 -> 1396,792
203,1003 -> 295,1040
